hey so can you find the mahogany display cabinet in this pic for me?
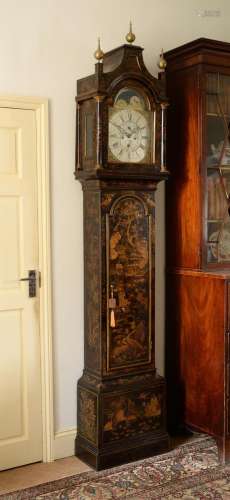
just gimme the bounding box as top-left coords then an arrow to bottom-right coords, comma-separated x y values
165,38 -> 230,461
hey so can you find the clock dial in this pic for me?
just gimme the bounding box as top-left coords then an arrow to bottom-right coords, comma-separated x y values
109,108 -> 150,163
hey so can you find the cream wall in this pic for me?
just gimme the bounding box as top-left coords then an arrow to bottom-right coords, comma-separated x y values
1,0 -> 230,435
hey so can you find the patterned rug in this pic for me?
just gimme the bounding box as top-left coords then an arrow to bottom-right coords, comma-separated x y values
2,436 -> 230,499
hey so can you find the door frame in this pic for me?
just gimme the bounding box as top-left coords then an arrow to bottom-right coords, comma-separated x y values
0,96 -> 54,462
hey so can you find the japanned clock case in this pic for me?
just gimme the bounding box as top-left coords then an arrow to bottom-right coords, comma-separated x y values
165,38 -> 230,461
74,42 -> 169,470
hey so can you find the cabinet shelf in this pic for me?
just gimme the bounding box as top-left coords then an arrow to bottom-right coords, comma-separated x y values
207,165 -> 230,170
206,219 -> 226,223
206,112 -> 230,118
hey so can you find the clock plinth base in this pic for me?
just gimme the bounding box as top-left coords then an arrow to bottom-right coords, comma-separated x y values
75,371 -> 169,471
75,430 -> 169,471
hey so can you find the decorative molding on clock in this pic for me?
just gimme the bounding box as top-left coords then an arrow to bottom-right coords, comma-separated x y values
54,427 -> 77,459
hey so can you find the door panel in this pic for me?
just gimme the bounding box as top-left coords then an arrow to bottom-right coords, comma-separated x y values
106,194 -> 154,372
0,127 -> 19,175
0,197 -> 21,287
0,310 -> 25,441
0,108 -> 42,470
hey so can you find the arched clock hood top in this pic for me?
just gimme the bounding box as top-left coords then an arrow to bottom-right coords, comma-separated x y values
77,43 -> 167,104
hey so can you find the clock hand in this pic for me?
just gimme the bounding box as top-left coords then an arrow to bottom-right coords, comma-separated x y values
111,122 -> 127,135
112,122 -> 137,138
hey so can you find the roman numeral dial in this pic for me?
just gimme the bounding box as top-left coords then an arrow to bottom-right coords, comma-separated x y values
108,108 -> 151,163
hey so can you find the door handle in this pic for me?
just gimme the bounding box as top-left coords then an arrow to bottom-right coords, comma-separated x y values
20,270 -> 38,297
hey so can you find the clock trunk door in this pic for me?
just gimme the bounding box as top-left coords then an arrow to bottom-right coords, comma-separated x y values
106,193 -> 155,372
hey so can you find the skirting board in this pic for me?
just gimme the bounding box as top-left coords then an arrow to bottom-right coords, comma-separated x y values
54,428 -> 77,459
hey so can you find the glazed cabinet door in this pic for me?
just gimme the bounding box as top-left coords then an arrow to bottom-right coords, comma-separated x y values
204,71 -> 230,267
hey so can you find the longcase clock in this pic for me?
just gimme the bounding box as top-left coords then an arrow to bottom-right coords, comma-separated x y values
75,32 -> 169,470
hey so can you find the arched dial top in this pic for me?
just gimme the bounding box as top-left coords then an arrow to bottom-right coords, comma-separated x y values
108,88 -> 154,164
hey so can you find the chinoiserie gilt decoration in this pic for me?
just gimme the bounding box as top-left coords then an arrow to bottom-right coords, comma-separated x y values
75,29 -> 169,470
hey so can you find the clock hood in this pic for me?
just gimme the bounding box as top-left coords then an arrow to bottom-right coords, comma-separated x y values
77,43 -> 167,104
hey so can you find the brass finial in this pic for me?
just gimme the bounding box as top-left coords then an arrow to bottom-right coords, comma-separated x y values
126,21 -> 136,44
94,37 -> 104,62
158,49 -> 167,70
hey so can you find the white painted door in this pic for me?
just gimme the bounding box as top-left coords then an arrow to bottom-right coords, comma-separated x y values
0,107 -> 43,470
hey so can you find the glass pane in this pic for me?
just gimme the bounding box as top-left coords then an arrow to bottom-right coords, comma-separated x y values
207,73 -> 218,94
207,222 -> 230,263
207,73 -> 230,116
85,113 -> 94,160
206,117 -> 227,166
207,221 -> 222,242
205,73 -> 230,265
207,169 -> 229,220
206,169 -> 230,263
219,75 -> 230,116
218,220 -> 230,261
207,243 -> 218,264
207,73 -> 218,114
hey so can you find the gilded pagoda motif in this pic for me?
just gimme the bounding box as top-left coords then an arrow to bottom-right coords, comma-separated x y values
107,195 -> 152,370
103,391 -> 162,443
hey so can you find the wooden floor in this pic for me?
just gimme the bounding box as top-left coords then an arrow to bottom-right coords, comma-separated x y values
0,456 -> 91,495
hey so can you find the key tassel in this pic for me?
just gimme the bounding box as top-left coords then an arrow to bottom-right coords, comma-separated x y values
110,309 -> 116,328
